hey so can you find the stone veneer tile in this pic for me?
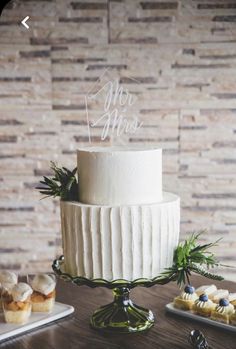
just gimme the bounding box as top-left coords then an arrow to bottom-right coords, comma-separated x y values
179,109 -> 236,261
140,2 -> 179,10
0,1 -> 235,280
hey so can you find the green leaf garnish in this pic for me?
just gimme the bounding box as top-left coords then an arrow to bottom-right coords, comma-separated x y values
36,161 -> 78,201
158,231 -> 224,287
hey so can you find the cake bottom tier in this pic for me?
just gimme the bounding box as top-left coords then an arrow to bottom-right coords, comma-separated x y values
60,192 -> 180,281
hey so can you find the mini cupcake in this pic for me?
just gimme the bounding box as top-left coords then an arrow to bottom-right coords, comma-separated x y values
2,283 -> 32,324
211,298 -> 234,324
30,274 -> 56,312
195,284 -> 217,298
230,310 -> 236,326
174,285 -> 198,311
210,289 -> 229,303
192,294 -> 215,317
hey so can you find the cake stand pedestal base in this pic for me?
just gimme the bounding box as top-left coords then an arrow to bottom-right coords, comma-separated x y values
90,287 -> 154,333
53,256 -> 164,333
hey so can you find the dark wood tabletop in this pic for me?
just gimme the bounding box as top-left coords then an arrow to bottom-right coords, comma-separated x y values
1,275 -> 236,349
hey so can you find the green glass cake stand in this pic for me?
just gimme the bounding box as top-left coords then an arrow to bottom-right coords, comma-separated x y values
52,256 -> 172,333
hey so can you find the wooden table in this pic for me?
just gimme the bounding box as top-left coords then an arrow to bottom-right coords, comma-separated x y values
1,275 -> 236,348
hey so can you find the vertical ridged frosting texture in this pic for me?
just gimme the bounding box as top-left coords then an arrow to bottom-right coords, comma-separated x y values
77,147 -> 162,206
60,192 -> 180,280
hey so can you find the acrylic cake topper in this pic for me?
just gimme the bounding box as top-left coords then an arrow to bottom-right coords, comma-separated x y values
85,69 -> 143,143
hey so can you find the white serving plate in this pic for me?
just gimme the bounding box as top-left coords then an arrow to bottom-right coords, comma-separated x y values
166,302 -> 236,333
0,302 -> 74,341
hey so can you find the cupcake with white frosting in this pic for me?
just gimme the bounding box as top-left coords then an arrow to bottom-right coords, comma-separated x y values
211,298 -> 234,324
174,285 -> 198,311
2,283 -> 32,324
30,274 -> 56,312
0,271 -> 18,308
0,271 -> 18,293
192,294 -> 216,317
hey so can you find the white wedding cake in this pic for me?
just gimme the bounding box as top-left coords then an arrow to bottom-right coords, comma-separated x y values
60,146 -> 180,280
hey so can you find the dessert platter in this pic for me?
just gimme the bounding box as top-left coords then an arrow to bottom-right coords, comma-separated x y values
166,284 -> 236,332
0,303 -> 74,342
38,145 -> 226,333
0,271 -> 74,341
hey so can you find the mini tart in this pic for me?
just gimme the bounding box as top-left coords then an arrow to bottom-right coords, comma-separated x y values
230,311 -> 236,326
192,294 -> 215,317
210,289 -> 229,303
174,285 -> 198,311
195,285 -> 217,298
229,293 -> 236,307
211,298 -> 234,324
31,290 -> 56,312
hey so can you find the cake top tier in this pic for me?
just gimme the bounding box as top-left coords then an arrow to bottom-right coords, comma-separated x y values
77,146 -> 162,206
78,145 -> 160,153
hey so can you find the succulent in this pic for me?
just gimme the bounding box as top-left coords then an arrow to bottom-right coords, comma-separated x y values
36,162 -> 78,201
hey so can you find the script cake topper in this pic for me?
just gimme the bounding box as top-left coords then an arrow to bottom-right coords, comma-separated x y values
85,69 -> 143,143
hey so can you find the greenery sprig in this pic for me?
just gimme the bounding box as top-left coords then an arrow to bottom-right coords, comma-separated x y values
36,162 -> 78,201
158,231 -> 224,287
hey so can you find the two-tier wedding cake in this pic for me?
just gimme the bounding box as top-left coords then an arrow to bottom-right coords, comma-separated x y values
60,146 -> 180,280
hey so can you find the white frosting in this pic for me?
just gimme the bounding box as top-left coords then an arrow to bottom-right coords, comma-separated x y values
61,192 -> 180,280
194,298 -> 214,309
180,291 -> 198,301
196,284 -> 217,296
0,271 -> 17,290
31,274 -> 56,295
77,146 -> 162,205
215,303 -> 234,315
11,283 -> 33,302
211,289 -> 229,302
